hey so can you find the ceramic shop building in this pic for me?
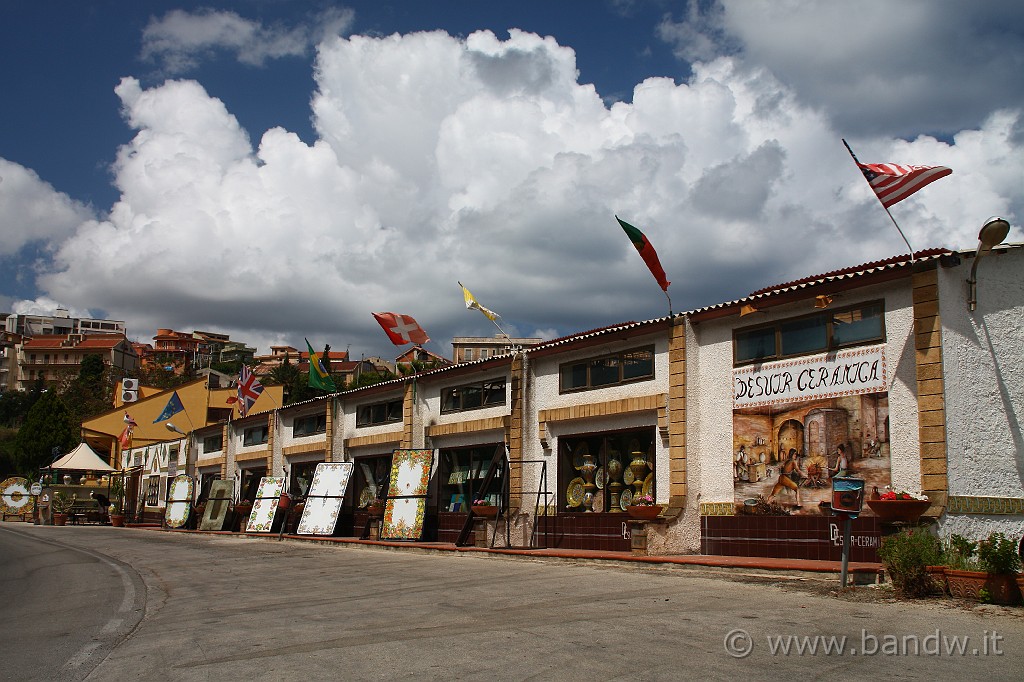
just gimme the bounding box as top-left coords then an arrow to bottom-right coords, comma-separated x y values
139,243 -> 1022,560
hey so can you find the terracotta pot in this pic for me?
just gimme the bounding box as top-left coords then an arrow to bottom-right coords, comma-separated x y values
472,505 -> 498,518
53,513 -> 68,526
866,498 -> 930,523
110,514 -> 125,528
945,569 -> 1022,605
366,505 -> 384,518
278,494 -> 290,510
626,504 -> 662,520
925,565 -> 947,595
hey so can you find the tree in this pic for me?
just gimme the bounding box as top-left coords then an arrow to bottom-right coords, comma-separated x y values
11,390 -> 79,476
61,354 -> 113,425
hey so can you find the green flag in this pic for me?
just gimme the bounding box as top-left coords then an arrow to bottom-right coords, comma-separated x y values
306,338 -> 337,392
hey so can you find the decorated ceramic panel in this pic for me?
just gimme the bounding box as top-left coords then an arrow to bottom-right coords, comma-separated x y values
1,477 -> 31,515
246,477 -> 285,532
200,480 -> 234,531
296,462 -> 353,535
380,449 -> 433,541
386,449 -> 433,498
164,474 -> 194,528
381,496 -> 427,540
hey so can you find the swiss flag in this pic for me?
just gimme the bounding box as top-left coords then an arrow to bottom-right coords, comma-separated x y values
372,312 -> 430,346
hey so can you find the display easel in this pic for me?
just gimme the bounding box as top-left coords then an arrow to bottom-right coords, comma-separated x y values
455,446 -> 551,549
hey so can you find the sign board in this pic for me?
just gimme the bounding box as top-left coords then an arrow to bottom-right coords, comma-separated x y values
832,477 -> 866,516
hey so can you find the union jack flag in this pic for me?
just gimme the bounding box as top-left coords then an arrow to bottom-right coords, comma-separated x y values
237,365 -> 264,417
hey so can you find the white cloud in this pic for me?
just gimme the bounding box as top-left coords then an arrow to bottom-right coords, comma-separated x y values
141,7 -> 354,73
0,159 -> 94,255
660,0 -> 1024,137
13,22 -> 1024,357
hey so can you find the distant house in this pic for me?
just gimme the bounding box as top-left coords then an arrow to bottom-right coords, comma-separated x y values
12,333 -> 137,391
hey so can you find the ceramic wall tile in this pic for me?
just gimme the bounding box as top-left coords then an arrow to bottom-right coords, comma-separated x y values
296,462 -> 353,535
246,476 -> 285,532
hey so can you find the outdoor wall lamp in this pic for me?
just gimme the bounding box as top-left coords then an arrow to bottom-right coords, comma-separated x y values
967,216 -> 1010,311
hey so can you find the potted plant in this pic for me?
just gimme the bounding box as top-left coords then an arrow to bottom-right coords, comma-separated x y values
626,494 -> 662,520
877,528 -> 943,598
109,478 -> 126,527
943,532 -> 1022,605
866,488 -> 931,523
471,498 -> 498,518
366,499 -> 385,517
51,491 -> 75,526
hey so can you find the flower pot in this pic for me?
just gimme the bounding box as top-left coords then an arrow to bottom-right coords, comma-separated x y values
366,505 -> 384,518
925,565 -> 947,595
53,513 -> 68,526
945,569 -> 1022,605
866,498 -> 930,523
472,505 -> 498,518
626,504 -> 662,520
110,514 -> 125,528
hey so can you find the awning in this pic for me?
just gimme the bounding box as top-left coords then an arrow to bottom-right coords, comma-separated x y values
50,443 -> 116,472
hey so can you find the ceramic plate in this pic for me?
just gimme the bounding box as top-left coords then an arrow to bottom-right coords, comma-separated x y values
642,473 -> 653,497
619,488 -> 633,510
566,477 -> 585,507
595,467 -> 605,490
592,490 -> 605,513
623,468 -> 635,486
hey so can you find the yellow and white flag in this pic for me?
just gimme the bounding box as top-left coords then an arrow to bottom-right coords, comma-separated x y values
459,282 -> 499,321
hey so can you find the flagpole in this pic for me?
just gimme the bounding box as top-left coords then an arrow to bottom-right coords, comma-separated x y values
843,139 -> 916,262
664,289 -> 672,318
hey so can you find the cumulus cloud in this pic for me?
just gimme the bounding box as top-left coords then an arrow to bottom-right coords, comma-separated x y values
141,7 -> 354,73
0,160 -> 94,255
660,0 -> 1024,138
13,21 -> 1024,357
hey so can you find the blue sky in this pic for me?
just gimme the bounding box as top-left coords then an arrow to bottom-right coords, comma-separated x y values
1,1 -> 1022,359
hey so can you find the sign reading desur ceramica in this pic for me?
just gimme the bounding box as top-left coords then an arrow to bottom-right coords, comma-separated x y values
733,344 -> 887,408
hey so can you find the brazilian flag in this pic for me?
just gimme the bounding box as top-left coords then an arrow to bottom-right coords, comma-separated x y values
306,338 -> 337,392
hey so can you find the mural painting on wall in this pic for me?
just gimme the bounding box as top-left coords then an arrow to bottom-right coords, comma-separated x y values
732,345 -> 891,516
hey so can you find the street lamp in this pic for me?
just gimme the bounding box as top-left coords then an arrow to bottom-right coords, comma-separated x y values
967,216 -> 1011,311
165,422 -> 186,436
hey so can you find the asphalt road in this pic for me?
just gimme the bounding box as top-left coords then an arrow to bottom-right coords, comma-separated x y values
2,524 -> 1023,681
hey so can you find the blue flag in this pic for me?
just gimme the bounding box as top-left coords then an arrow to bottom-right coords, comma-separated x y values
153,391 -> 185,423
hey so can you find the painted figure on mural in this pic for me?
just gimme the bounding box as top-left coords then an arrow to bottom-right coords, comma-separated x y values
734,445 -> 749,482
767,448 -> 805,508
829,443 -> 851,478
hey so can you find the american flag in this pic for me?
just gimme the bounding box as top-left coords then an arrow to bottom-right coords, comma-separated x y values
857,162 -> 951,209
237,365 -> 264,417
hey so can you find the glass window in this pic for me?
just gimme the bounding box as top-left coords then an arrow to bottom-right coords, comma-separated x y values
560,429 -> 656,513
242,425 -> 268,446
559,347 -> 655,392
735,327 -> 777,363
733,300 -> 886,365
293,414 -> 327,437
780,315 -> 827,356
440,378 -> 507,414
832,302 -> 884,347
202,435 -> 223,453
356,399 -> 403,427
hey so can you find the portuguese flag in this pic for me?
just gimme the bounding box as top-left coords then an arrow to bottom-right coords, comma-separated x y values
616,216 -> 670,291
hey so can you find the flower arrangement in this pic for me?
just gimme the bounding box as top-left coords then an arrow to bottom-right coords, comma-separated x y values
473,499 -> 491,507
879,488 -> 928,501
631,494 -> 656,507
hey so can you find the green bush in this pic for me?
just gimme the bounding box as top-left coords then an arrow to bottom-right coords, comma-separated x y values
878,529 -> 943,598
941,534 -> 980,571
977,532 -> 1022,575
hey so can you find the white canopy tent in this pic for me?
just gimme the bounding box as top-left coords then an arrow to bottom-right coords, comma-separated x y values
50,442 -> 115,472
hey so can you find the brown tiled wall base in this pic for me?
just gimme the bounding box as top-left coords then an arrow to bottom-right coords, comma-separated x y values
701,515 -> 881,563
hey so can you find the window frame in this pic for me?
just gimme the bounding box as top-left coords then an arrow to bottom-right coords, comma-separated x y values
440,377 -> 507,414
293,413 -> 327,437
202,435 -> 223,454
558,346 -> 656,394
733,300 -> 886,366
242,424 -> 269,447
355,399 -> 403,428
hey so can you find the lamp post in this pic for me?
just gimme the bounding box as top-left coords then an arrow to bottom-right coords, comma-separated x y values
967,216 -> 1011,311
165,422 -> 194,477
